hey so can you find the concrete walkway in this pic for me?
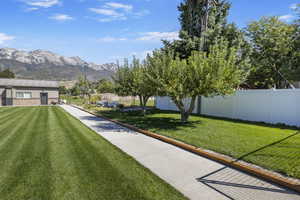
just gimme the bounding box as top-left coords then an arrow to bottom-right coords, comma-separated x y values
61,105 -> 300,200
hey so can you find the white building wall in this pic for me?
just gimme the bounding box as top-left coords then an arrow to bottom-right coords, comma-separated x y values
155,89 -> 300,127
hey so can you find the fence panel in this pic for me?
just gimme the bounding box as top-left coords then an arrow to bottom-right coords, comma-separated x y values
155,96 -> 199,114
155,89 -> 300,127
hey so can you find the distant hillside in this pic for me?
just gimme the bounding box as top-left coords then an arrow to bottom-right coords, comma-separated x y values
0,48 -> 116,81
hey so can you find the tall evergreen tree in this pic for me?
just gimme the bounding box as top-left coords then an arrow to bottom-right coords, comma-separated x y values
163,0 -> 250,61
178,0 -> 230,38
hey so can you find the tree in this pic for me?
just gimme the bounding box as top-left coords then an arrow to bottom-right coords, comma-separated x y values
0,69 -> 15,78
113,58 -> 156,114
70,85 -> 81,96
96,79 -> 114,94
178,0 -> 230,39
147,41 -> 246,123
164,0 -> 231,58
113,59 -> 135,97
77,76 -> 94,103
59,86 -> 68,95
131,58 -> 156,114
163,0 -> 250,70
291,4 -> 300,82
245,17 -> 297,88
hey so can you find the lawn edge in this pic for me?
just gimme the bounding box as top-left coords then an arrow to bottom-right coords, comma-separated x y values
70,104 -> 300,194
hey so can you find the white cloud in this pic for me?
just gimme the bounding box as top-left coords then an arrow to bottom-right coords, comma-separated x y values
290,3 -> 298,10
49,14 -> 74,21
104,2 -> 133,12
97,36 -> 127,42
23,0 -> 60,8
137,32 -> 179,41
26,7 -> 39,11
89,8 -> 123,17
89,8 -> 127,21
89,2 -> 149,22
279,14 -> 295,22
0,33 -> 15,44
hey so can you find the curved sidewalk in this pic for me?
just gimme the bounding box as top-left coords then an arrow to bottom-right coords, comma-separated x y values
61,105 -> 300,200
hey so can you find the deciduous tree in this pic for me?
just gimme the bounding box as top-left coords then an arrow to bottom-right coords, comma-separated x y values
113,58 -> 156,114
96,79 -> 114,94
147,41 -> 246,123
245,17 -> 297,88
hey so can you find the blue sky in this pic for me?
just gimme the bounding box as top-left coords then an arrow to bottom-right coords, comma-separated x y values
0,0 -> 298,64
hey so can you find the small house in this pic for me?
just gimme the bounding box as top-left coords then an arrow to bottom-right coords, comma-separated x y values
0,78 -> 59,106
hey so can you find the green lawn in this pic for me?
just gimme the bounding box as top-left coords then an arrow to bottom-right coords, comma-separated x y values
0,106 -> 186,200
97,109 -> 300,179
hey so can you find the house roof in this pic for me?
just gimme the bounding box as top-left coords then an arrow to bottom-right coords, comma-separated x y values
0,78 -> 59,88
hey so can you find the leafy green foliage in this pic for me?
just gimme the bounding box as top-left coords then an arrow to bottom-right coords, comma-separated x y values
163,0 -> 250,70
178,0 -> 230,38
0,69 -> 15,78
148,41 -> 246,122
245,17 -> 298,88
59,86 -> 68,95
291,5 -> 300,82
113,59 -> 135,97
70,85 -> 81,96
69,76 -> 94,103
113,58 -> 156,114
96,79 -> 115,93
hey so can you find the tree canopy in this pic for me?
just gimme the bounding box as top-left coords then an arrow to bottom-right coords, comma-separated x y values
113,57 -> 156,114
147,41 -> 246,122
96,79 -> 115,94
245,17 -> 298,88
163,0 -> 250,74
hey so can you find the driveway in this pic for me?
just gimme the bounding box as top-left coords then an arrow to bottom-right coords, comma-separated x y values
61,105 -> 300,200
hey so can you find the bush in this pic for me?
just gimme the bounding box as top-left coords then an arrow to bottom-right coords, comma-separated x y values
117,104 -> 125,109
90,95 -> 101,104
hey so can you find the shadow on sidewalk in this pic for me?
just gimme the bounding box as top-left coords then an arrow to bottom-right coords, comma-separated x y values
196,132 -> 300,200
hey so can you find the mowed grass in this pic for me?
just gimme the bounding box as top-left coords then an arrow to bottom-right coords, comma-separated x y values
97,110 -> 300,179
0,106 -> 186,200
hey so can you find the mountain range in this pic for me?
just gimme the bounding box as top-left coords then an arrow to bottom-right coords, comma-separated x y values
0,48 -> 117,81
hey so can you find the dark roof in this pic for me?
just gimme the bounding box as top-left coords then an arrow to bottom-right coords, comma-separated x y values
0,78 -> 59,88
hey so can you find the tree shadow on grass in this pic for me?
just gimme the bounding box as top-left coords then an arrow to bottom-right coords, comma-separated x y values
234,131 -> 300,162
97,110 -> 202,131
97,109 -> 300,179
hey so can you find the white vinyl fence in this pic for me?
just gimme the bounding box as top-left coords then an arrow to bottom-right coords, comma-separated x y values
155,96 -> 200,114
155,89 -> 300,127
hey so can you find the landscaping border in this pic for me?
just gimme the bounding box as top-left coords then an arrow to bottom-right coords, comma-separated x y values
71,104 -> 300,194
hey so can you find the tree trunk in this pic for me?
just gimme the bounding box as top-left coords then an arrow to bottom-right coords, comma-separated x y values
139,95 -> 143,107
172,96 -> 197,123
139,95 -> 149,116
180,112 -> 190,123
